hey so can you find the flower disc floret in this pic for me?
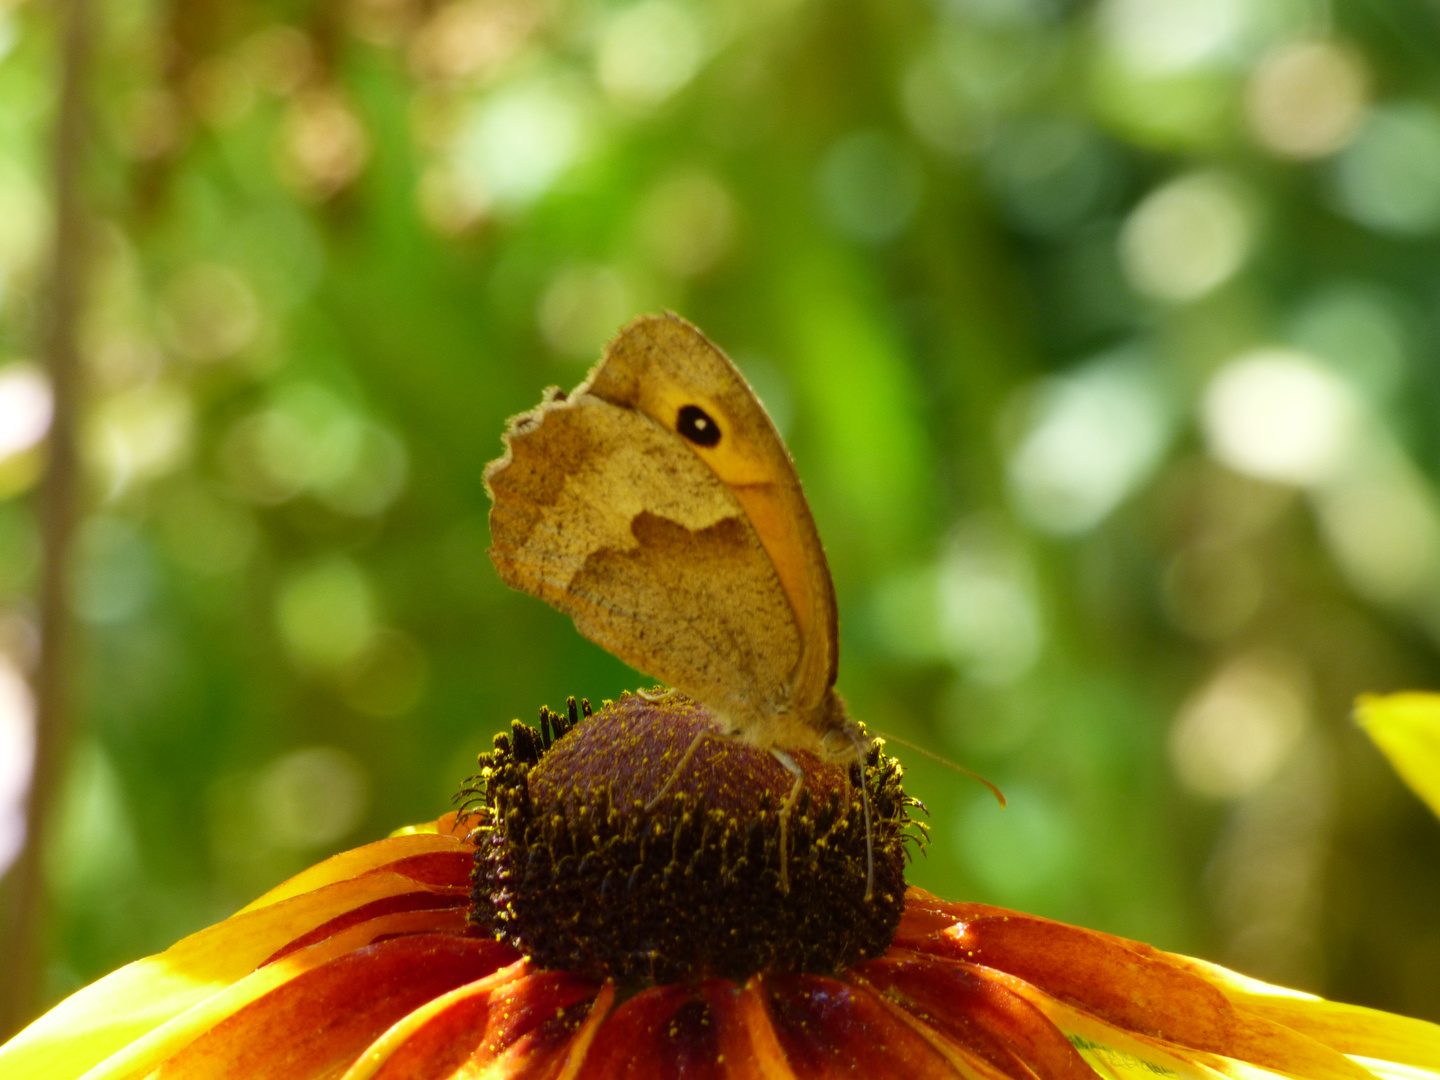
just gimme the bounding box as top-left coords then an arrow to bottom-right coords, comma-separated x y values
461,692 -> 918,986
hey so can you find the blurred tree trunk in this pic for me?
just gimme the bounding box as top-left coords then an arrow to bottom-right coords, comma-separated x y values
0,0 -> 91,1040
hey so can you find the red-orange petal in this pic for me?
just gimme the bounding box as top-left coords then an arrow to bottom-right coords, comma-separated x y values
855,952 -> 1097,1080
154,934 -> 515,1079
578,979 -> 775,1080
899,891 -> 1377,1080
759,972 -> 965,1079
903,895 -> 1241,1046
362,967 -> 605,1080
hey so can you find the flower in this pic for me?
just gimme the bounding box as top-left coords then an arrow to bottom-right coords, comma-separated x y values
3,693 -> 1439,1080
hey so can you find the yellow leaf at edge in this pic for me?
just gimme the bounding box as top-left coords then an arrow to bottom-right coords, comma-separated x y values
1356,693 -> 1440,822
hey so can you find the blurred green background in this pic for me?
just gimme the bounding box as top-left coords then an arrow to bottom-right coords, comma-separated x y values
1,0 -> 1439,1030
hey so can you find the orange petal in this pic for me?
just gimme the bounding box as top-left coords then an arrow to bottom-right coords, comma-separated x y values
0,866 -> 473,1080
342,964 -> 612,1080
856,952 -> 1096,1080
152,934 -> 515,1079
263,891 -> 469,966
577,979 -> 778,1080
759,971 -> 964,1079
901,902 -> 1378,1080
908,900 -> 1241,1045
904,888 -> 1433,1079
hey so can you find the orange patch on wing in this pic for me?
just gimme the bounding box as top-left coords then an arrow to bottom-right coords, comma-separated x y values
727,483 -> 810,642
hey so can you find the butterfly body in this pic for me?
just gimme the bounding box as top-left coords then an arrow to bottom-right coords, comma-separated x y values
485,313 -> 862,766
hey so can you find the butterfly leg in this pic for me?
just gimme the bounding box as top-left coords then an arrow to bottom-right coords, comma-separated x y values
636,685 -> 680,703
823,725 -> 876,903
644,727 -> 714,811
769,749 -> 807,895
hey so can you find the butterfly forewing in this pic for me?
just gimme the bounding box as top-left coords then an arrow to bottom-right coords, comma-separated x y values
486,390 -> 802,735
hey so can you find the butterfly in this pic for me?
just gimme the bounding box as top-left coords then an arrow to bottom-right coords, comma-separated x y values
484,312 -> 873,894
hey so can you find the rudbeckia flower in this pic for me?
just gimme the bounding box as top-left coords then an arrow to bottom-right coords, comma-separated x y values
3,693 -> 1438,1080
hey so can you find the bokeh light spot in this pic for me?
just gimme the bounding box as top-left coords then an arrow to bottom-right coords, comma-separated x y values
418,163 -> 490,234
1314,456 -> 1440,608
408,0 -> 538,84
156,485 -> 259,579
1098,0 -> 1245,75
0,364 -> 52,461
0,654 -> 34,877
1007,353 -> 1171,535
279,88 -> 372,200
1119,171 -> 1252,302
1170,653 -> 1309,799
1246,40 -> 1368,160
256,747 -> 370,850
538,265 -> 633,359
1332,102 -> 1440,235
454,78 -> 586,209
1201,349 -> 1358,488
46,742 -> 138,901
276,558 -> 378,671
158,263 -> 260,363
596,0 -> 704,109
638,170 -> 737,278
874,518 -> 1044,686
242,24 -> 315,96
1162,543 -> 1264,641
186,54 -> 257,130
86,383 -> 194,498
0,163 -> 50,293
222,386 -> 405,514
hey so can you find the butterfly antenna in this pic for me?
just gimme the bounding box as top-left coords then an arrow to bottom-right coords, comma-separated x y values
876,731 -> 1006,808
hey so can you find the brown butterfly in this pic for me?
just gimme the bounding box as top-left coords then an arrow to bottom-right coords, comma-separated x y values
485,313 -> 873,894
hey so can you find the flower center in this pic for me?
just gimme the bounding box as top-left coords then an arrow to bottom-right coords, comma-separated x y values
461,692 -> 918,986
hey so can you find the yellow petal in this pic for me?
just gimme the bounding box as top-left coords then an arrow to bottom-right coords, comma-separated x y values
240,831 -> 467,913
1355,693 -> 1440,821
1166,956 -> 1440,1076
